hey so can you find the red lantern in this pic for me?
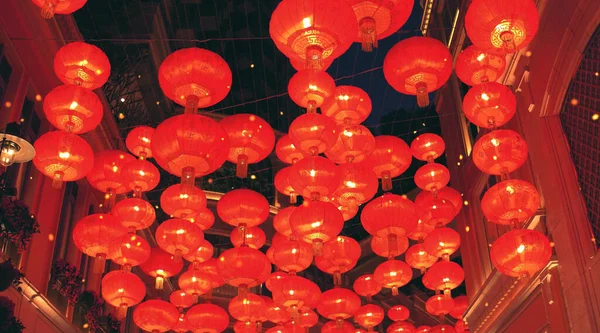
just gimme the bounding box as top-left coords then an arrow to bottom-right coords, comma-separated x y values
472,129 -> 528,176
373,259 -> 412,296
188,207 -> 215,231
32,0 -> 86,18
133,300 -> 179,333
425,295 -> 454,320
410,133 -> 445,162
455,320 -> 467,333
268,233 -> 289,264
450,295 -> 468,319
276,134 -> 306,164
388,322 -> 416,333
218,189 -> 270,244
316,236 -> 361,285
387,305 -> 410,322
273,206 -> 296,239
183,239 -> 214,269
126,126 -> 155,159
465,0 -> 539,54
266,300 -> 292,325
194,257 -> 225,296
333,162 -> 378,211
383,37 -> 452,107
235,321 -> 259,333
407,218 -> 435,242
156,218 -> 204,262
416,197 -> 456,227
158,48 -> 231,113
86,150 -> 136,206
416,326 -> 431,333
108,233 -> 151,270
269,0 -> 358,70
416,187 -> 463,220
354,304 -> 384,331
326,125 -> 376,164
33,131 -> 94,188
266,271 -> 288,292
53,42 -> 110,89
170,290 -> 195,309
336,201 -> 359,222
121,159 -> 160,197
288,70 -> 336,113
139,247 -> 184,290
43,84 -> 102,134
178,268 -> 212,301
160,184 -> 207,219
289,113 -> 338,156
272,238 -> 313,274
231,226 -> 266,249
481,179 -> 540,226
172,316 -> 189,333
101,270 -> 145,318
290,200 -> 344,255
455,46 -> 507,86
463,82 -> 516,129
414,163 -> 450,193
186,301 -> 229,333
275,167 -> 299,204
364,135 -> 412,191
429,325 -> 456,333
322,320 -> 355,333
217,246 -> 271,297
321,86 -> 372,126
111,198 -> 156,231
422,261 -> 464,297
353,274 -> 382,302
272,275 -> 321,318
405,243 -> 438,274
490,228 -> 551,278
423,227 -> 461,261
229,293 -> 267,325
290,156 -> 340,200
299,310 -> 319,329
371,235 -> 409,259
348,0 -> 413,51
317,288 -> 361,325
72,213 -> 126,273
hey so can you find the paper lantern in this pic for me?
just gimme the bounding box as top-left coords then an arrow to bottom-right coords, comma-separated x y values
465,0 -> 539,54
43,84 -> 102,134
290,200 -> 344,255
322,320 -> 355,333
193,258 -> 225,297
188,207 -> 215,231
275,167 -> 299,204
326,125 -> 376,164
186,303 -> 229,333
178,268 -> 212,301
273,206 -> 296,239
383,37 -> 452,107
354,304 -> 384,331
405,243 -> 438,274
53,42 -> 110,89
316,236 -> 361,285
336,201 -> 359,222
299,310 -> 319,329
348,0 -> 413,51
170,290 -> 195,309
229,293 -> 267,324
371,235 -> 409,259
33,131 -> 94,188
289,113 -> 338,156
288,70 -> 336,112
72,213 -> 126,273
270,0 -> 358,70
32,0 -> 86,18
333,162 -> 378,211
160,184 -> 207,219
317,288 -> 361,324
276,134 -> 306,164
388,322 -> 416,333
111,198 -> 155,231
463,82 -> 516,128
407,218 -> 435,242
410,133 -> 445,162
126,126 -> 155,159
426,295 -> 454,320
490,228 -> 551,278
121,159 -> 160,197
423,227 -> 461,261
472,129 -> 528,176
429,325 -> 456,333
481,179 -> 540,226
321,86 -> 372,126
373,259 -> 412,296
108,233 -> 151,270
156,218 -> 204,262
217,189 -> 270,244
101,270 -> 145,318
422,261 -> 464,297
266,300 -> 292,325
266,271 -> 288,292
183,239 -> 214,269
455,46 -> 507,86
290,156 -> 340,200
416,197 -> 456,227
416,326 -> 431,333
133,300 -> 179,333
139,247 -> 184,290
217,246 -> 271,297
272,275 -> 321,320
231,226 -> 266,249
235,321 -> 260,333
455,320 -> 467,333
416,187 -> 462,220
450,295 -> 468,319
388,305 -> 410,322
172,316 -> 189,333
353,274 -> 381,302
86,150 -> 136,206
364,135 -> 412,191
414,163 -> 450,193
271,238 -> 313,274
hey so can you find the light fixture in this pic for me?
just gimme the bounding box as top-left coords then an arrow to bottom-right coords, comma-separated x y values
0,122 -> 35,168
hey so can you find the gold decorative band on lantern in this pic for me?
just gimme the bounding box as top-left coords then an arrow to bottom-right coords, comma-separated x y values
306,45 -> 324,71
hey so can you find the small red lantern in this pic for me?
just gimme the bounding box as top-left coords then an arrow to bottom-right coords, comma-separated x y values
273,206 -> 296,239
217,246 -> 272,297
178,268 -> 212,301
126,126 -> 155,159
218,189 -> 270,244
416,326 -> 432,333
481,179 -> 540,226
121,159 -> 160,197
321,86 -> 372,126
388,322 -> 416,333
156,218 -> 204,262
288,70 -> 336,113
111,198 -> 155,231
235,321 -> 260,333
229,293 -> 267,326
289,200 -> 344,255
231,226 -> 267,249
172,316 -> 189,333
326,125 -> 376,164
300,310 -> 319,329
53,42 -> 110,89
139,247 -> 184,290
388,305 -> 410,322
275,167 -> 299,204
429,325 -> 456,333
422,261 -> 464,297
455,320 -> 467,333
414,163 -> 450,193
32,0 -> 87,18
316,236 -> 361,285
43,84 -> 102,134
472,129 -> 528,176
290,156 -> 340,200
333,162 -> 378,211
405,243 -> 438,274
423,227 -> 461,261
416,187 -> 462,220
272,275 -> 321,315
348,0 -> 413,51
194,257 -> 225,297
108,233 -> 151,270
455,46 -> 507,86
353,274 -> 381,303
317,288 -> 361,326
170,290 -> 195,309
266,271 -> 288,292
364,135 -> 412,191
101,270 -> 145,318
373,259 -> 412,296
416,197 -> 456,227
490,228 -> 551,278
186,303 -> 230,333
371,235 -> 409,259
266,300 -> 292,325
188,207 -> 215,231
289,113 -> 338,156
72,213 -> 126,273
276,134 -> 306,164
133,300 -> 179,333
86,150 -> 136,206
272,238 -> 313,274
322,320 -> 355,333
426,295 -> 455,320
410,133 -> 445,162
160,184 -> 207,219
354,304 -> 385,331
450,295 -> 468,319
183,239 -> 214,268
407,218 -> 435,242
463,82 -> 517,128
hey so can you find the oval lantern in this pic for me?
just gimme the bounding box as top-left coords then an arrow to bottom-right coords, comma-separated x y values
217,246 -> 272,297
481,179 -> 540,226
423,261 -> 465,297
411,133 -> 445,162
186,303 -> 230,333
416,326 -> 432,333
364,135 -> 412,191
271,238 -> 313,274
299,310 -> 319,330
414,163 -> 450,193
193,258 -> 225,298
416,187 -> 463,220
178,268 -> 212,301
139,247 -> 184,290
101,270 -> 145,318
156,218 -> 204,262
321,86 -> 372,126
326,125 -> 376,164
229,293 -> 267,326
290,155 -> 340,200
290,200 -> 344,255
53,42 -> 111,89
353,274 -> 382,302
416,196 -> 456,227
405,243 -> 438,274
111,198 -> 155,231
289,113 -> 338,156
388,322 -> 417,333
354,304 -> 385,331
288,70 -> 336,113
317,288 -> 361,326
32,0 -> 87,19
333,162 -> 378,211
126,126 -> 155,159
450,295 -> 468,320
231,226 -> 267,249
217,189 -> 270,243
183,239 -> 214,269
272,275 -> 321,316
371,235 -> 409,259
490,228 -> 551,278
316,236 -> 361,285
121,159 -> 160,197
472,129 -> 528,176
266,271 -> 288,292
108,233 -> 151,270
455,320 -> 467,333
170,290 -> 195,309
72,213 -> 126,273
133,300 -> 179,333
160,184 -> 207,219
423,227 -> 461,261
86,150 -> 136,206
426,295 -> 455,320
275,167 -> 298,205
429,325 -> 456,333
266,301 -> 292,325
373,259 -> 412,296
276,134 -> 306,164
463,82 -> 517,129
322,320 -> 355,333
235,321 -> 260,333
188,207 -> 215,231
273,206 -> 296,239
43,84 -> 102,134
388,305 -> 410,322
407,218 -> 436,242
455,46 -> 507,86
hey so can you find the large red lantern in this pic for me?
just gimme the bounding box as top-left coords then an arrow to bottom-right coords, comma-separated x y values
275,167 -> 298,204
465,0 -> 539,54
426,295 -> 455,320
158,48 -> 232,114
411,133 -> 445,162
290,156 -> 340,200
490,228 -> 551,278
289,113 -> 338,156
455,46 -> 507,86
322,320 -> 355,333
101,270 -> 145,318
183,239 -> 214,268
353,274 -> 381,302
33,131 -> 94,188
276,134 -> 306,164
188,207 -> 215,231
231,226 -> 267,249
266,271 -> 288,292
414,163 -> 450,193
170,290 -> 195,309
269,0 -> 358,70
156,218 -> 204,262
272,275 -> 321,316
316,236 -> 361,285
111,198 -> 155,231
299,310 -> 319,329
423,227 -> 461,261
416,197 -> 456,228
53,42 -> 110,89
364,135 -> 412,191
121,159 -> 160,197
416,326 -> 431,333
317,288 -> 361,325
407,218 -> 435,242
354,304 -> 385,331
133,300 -> 179,333
462,82 -> 516,129
388,322 -> 417,333
405,243 -> 438,274
450,295 -> 468,319
266,300 -> 293,325
186,303 -> 229,331
194,258 -> 225,296
86,150 -> 136,206
383,37 -> 452,107
387,305 -> 410,322
43,84 -> 102,134
32,0 -> 87,19
422,261 -> 464,297
373,259 -> 412,296
126,126 -> 155,159
271,238 -> 313,274
290,200 -> 344,255
178,268 -> 213,301
326,125 -> 376,164
160,184 -> 207,219
321,86 -> 372,126
229,293 -> 267,325
108,233 -> 151,270
472,129 -> 528,176
273,206 -> 296,239
481,179 -> 540,226
371,235 -> 409,259
221,113 -> 275,178
429,325 -> 456,333
139,247 -> 184,290
217,189 -> 270,243
333,162 -> 378,210
288,70 -> 336,113
72,213 -> 126,273
416,187 -> 463,220
217,246 -> 271,297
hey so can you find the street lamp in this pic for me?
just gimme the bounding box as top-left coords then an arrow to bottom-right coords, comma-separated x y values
0,122 -> 35,167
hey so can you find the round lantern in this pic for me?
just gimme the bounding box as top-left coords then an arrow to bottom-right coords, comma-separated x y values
450,295 -> 468,319
101,270 -> 145,318
266,271 -> 288,292
326,125 -> 376,164
407,218 -> 436,242
354,304 -> 385,331
108,233 -> 151,270
172,316 -> 189,333
269,0 -> 358,70
322,320 -> 355,333
300,310 -> 319,329
353,274 -> 381,302
348,0 -> 413,51
217,189 -> 270,243
86,150 -> 136,206
126,126 -> 155,159
473,129 -> 528,176
160,184 -> 207,219
455,46 -> 507,86
276,134 -> 306,164
156,218 -> 204,262
235,321 -> 260,333
275,167 -> 299,204
229,293 -> 267,325
220,113 -> 275,178
423,261 -> 464,297
416,187 -> 463,220
266,300 -> 292,325
405,243 -> 438,274
423,227 -> 461,261
189,207 -> 215,231
321,86 -> 372,126
289,113 -> 338,156
183,239 -> 214,268
121,159 -> 160,197
373,259 -> 412,296
416,326 -> 431,333
317,288 -> 361,325
178,268 -> 213,301
336,201 -> 359,222
217,246 -> 271,297
455,320 -> 467,333
231,226 -> 267,249
43,84 -> 102,134
290,156 -> 340,200
426,295 -> 454,320
383,37 -> 452,107
290,200 -> 344,255
111,198 -> 155,231
481,179 -> 540,226
158,48 -> 232,113
333,162 -> 378,211
465,0 -> 539,54
271,275 -> 321,314
273,206 -> 296,239
414,163 -> 450,193
388,305 -> 410,322
316,236 -> 361,285
388,322 -> 417,333
288,70 -> 336,112
429,325 -> 456,333
193,258 -> 225,297
33,131 -> 94,188
371,235 -> 409,259
53,42 -> 110,89
170,290 -> 195,309
133,300 -> 179,333
32,0 -> 86,18
411,133 -> 445,162
490,228 -> 551,278
364,135 -> 412,191
72,213 -> 126,273
416,196 -> 456,227
463,82 -> 517,129
139,247 -> 184,290
271,238 -> 313,274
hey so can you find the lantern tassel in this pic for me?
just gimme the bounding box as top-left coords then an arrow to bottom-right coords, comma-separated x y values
312,239 -> 323,256
236,154 -> 249,178
40,0 -> 56,19
94,253 -> 106,274
174,249 -> 183,264
415,82 -> 430,108
500,31 -> 517,52
155,276 -> 165,290
388,233 -> 398,259
52,171 -> 64,189
181,166 -> 196,190
333,271 -> 342,286
392,286 -> 399,296
336,318 -> 344,329
307,100 -> 317,113
117,304 -> 128,319
306,46 -> 324,71
381,170 -> 392,192
238,284 -> 249,298
104,188 -> 116,209
290,192 -> 297,204
184,95 -> 200,114
359,17 -> 377,52
256,321 -> 263,333
204,288 -> 213,303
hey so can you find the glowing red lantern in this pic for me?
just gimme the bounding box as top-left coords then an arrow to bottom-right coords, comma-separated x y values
463,82 -> 516,128
326,125 -> 376,164
266,300 -> 292,325
269,0 -> 358,70
170,290 -> 195,309
388,322 -> 416,333
139,247 -> 184,290
43,84 -> 102,134
423,227 -> 461,261
126,126 -> 155,159
353,274 -> 381,302
290,200 -> 344,255
235,321 -> 259,333
272,275 -> 321,320
33,131 -> 94,188
321,86 -> 372,126
183,239 -> 214,269
194,257 -> 225,296
217,246 -> 271,296
481,179 -> 540,226
231,226 -> 266,249
188,207 -> 215,230
472,129 -> 528,176
275,167 -> 299,204
348,0 -> 413,51
121,159 -> 160,197
416,197 -> 456,227
273,206 -> 296,239
229,293 -> 267,325
178,268 -> 212,301
354,304 -> 384,331
276,134 -> 306,164
101,270 -> 145,318
32,0 -> 86,18
317,288 -> 361,325
410,133 -> 445,162
53,42 -> 110,89
290,156 -> 340,200
289,113 -> 338,156
272,238 -> 313,274
416,326 -> 432,333
186,303 -> 229,333
405,243 -> 438,274
316,236 -> 361,285
426,295 -> 454,320
416,187 -> 463,220
288,70 -> 336,112
111,198 -> 155,231
364,135 -> 412,191
455,46 -> 507,86
388,305 -> 410,322
490,228 -> 551,278
429,325 -> 456,333
407,218 -> 435,242
450,295 -> 468,319
133,300 -> 179,333
322,320 -> 355,333
156,218 -> 204,262
108,233 -> 151,270
172,316 -> 189,333
465,0 -> 539,54
300,310 -> 319,329
86,150 -> 136,206
373,259 -> 412,296
266,271 -> 288,292
414,163 -> 450,193
160,184 -> 207,219
371,235 -> 409,259
72,213 -> 126,273
383,37 -> 452,107
455,320 -> 467,333
333,162 -> 378,211
336,201 -> 359,222
218,189 -> 270,244
422,261 -> 464,297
